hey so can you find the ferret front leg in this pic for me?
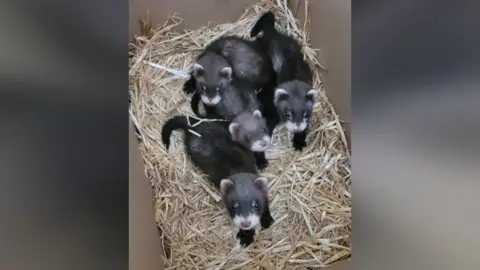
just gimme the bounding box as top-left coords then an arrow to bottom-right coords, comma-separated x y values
292,129 -> 308,151
260,203 -> 274,229
254,151 -> 269,170
182,74 -> 196,94
236,229 -> 255,247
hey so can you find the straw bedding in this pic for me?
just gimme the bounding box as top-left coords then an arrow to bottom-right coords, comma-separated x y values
129,0 -> 351,269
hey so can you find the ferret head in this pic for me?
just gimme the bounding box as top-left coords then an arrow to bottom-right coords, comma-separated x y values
273,80 -> 317,133
220,173 -> 269,230
191,53 -> 233,106
228,110 -> 271,152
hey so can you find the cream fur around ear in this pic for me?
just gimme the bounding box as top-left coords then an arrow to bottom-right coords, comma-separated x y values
254,177 -> 268,193
228,123 -> 240,140
253,109 -> 262,119
220,67 -> 232,80
192,63 -> 205,77
306,89 -> 317,102
274,88 -> 288,105
220,179 -> 234,195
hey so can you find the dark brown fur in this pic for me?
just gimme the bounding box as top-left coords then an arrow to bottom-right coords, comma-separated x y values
251,11 -> 318,151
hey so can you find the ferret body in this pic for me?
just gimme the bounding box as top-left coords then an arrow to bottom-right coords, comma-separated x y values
182,35 -> 276,99
204,35 -> 278,131
204,35 -> 276,88
187,94 -> 272,170
186,59 -> 272,169
182,34 -> 277,124
161,115 -> 274,247
199,78 -> 261,120
250,12 -> 313,85
181,34 -> 277,166
250,11 -> 318,151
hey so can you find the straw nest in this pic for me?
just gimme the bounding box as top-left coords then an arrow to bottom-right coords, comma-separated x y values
129,0 -> 351,269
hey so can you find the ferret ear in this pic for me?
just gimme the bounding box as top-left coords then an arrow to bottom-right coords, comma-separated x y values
306,89 -> 317,103
219,67 -> 232,80
192,63 -> 205,78
274,88 -> 289,105
254,177 -> 268,194
220,179 -> 234,195
228,122 -> 241,141
253,109 -> 262,119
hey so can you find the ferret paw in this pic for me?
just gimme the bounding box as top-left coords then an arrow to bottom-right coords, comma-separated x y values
260,214 -> 274,229
236,230 -> 255,247
239,235 -> 254,247
256,159 -> 269,170
292,140 -> 306,151
254,152 -> 269,170
182,78 -> 196,94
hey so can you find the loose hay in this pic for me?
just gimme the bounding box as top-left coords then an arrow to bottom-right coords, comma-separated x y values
129,0 -> 351,269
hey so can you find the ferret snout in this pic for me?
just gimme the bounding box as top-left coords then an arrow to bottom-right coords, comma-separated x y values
250,136 -> 271,152
240,220 -> 251,228
201,94 -> 221,105
233,213 -> 260,230
286,121 -> 307,133
293,125 -> 303,132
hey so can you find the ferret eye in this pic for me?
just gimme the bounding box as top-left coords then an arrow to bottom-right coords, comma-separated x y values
244,135 -> 251,141
303,112 -> 309,118
252,200 -> 259,209
232,201 -> 238,210
216,87 -> 220,92
202,85 -> 206,91
285,112 -> 292,118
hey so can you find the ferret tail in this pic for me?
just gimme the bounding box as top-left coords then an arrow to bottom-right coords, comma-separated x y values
250,11 -> 276,38
161,115 -> 199,149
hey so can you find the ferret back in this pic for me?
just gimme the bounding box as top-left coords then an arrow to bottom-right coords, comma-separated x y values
184,121 -> 258,188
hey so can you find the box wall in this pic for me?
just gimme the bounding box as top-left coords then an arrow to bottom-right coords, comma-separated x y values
129,121 -> 165,270
129,0 -> 259,37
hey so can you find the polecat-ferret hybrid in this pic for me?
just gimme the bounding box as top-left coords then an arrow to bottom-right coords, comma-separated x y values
250,11 -> 318,151
204,34 -> 276,89
161,115 -> 274,247
211,85 -> 271,169
183,51 -> 234,107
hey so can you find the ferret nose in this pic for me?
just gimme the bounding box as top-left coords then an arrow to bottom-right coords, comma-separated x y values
241,221 -> 251,228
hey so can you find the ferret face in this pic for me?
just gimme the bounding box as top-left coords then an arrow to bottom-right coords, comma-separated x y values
220,174 -> 269,230
191,62 -> 232,106
273,81 -> 317,133
229,110 -> 271,152
198,83 -> 223,105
